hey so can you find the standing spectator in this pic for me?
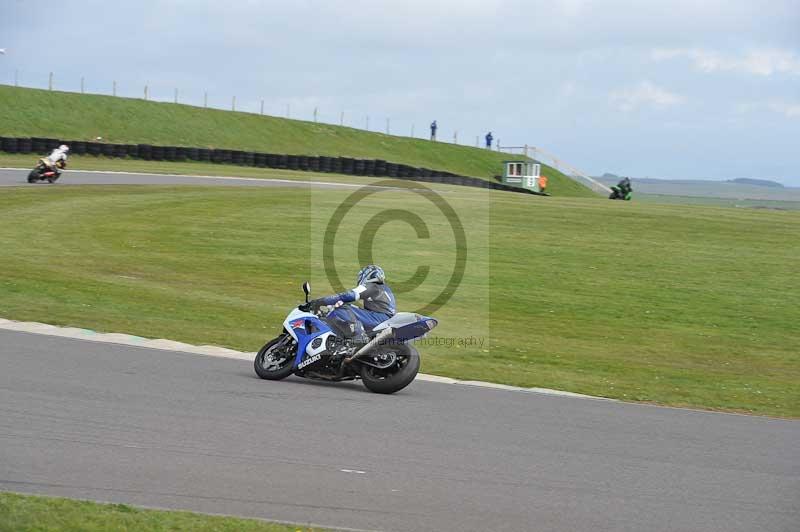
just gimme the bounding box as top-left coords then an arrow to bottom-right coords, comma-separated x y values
485,131 -> 493,149
538,174 -> 548,194
430,120 -> 438,141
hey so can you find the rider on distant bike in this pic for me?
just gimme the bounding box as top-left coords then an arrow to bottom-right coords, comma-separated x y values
609,177 -> 632,200
305,265 -> 396,342
40,144 -> 70,171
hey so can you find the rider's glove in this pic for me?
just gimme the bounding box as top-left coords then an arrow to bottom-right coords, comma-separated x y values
298,299 -> 323,312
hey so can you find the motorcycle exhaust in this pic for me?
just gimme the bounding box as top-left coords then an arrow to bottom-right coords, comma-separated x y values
344,328 -> 393,365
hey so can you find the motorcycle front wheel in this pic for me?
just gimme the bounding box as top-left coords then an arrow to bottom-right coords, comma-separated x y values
360,343 -> 420,394
254,334 -> 296,380
27,170 -> 39,183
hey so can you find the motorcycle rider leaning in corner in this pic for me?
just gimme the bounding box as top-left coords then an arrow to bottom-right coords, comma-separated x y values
41,144 -> 69,170
303,265 -> 396,343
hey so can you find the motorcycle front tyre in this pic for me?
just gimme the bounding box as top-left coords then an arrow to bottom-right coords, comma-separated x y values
254,335 -> 296,380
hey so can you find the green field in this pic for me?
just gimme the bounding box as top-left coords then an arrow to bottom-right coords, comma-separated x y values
0,492 -> 327,531
0,177 -> 797,417
0,85 -> 594,198
636,193 -> 800,211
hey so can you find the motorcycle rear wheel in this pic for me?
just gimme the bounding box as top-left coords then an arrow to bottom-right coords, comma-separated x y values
360,344 -> 420,394
254,335 -> 295,380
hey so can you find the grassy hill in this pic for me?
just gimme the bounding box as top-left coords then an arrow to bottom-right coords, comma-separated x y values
0,85 -> 594,197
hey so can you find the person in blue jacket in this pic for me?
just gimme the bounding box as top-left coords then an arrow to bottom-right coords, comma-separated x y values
485,131 -> 493,149
430,120 -> 438,141
307,265 -> 396,341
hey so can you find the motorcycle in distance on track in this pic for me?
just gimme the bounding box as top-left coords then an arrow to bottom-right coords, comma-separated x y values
254,282 -> 438,394
28,159 -> 65,184
609,179 -> 633,201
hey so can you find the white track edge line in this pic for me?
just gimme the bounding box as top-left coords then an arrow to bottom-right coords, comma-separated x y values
0,166 -> 382,189
0,166 -> 454,193
0,316 -> 610,401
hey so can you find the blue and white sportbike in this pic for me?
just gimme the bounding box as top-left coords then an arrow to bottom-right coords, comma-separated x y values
254,282 -> 438,394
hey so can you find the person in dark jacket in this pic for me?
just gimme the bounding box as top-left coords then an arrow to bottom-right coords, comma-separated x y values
485,131 -> 493,149
308,265 -> 396,341
430,120 -> 438,141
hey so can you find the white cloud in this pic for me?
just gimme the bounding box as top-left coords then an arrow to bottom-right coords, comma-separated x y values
652,48 -> 800,76
610,81 -> 685,112
770,102 -> 800,118
737,100 -> 800,119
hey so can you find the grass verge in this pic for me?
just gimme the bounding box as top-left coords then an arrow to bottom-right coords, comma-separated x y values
0,85 -> 595,197
0,491 -> 328,531
636,193 -> 800,211
0,182 -> 797,416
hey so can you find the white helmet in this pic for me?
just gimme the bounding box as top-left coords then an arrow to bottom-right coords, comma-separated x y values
59,144 -> 69,152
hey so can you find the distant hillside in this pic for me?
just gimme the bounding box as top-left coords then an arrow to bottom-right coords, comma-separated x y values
0,85 -> 596,198
596,176 -> 800,201
729,178 -> 783,188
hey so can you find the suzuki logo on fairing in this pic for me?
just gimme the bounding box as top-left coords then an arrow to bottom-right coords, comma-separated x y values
298,353 -> 322,369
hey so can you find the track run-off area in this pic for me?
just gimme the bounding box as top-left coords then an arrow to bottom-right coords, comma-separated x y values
1,168 -> 798,531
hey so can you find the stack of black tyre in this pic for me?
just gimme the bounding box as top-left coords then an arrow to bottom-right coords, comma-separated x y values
0,136 -> 544,196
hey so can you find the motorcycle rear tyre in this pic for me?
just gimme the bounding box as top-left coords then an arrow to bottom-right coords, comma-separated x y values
254,335 -> 295,380
360,344 -> 420,394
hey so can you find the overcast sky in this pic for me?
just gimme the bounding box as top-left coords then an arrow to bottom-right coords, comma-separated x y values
2,0 -> 798,184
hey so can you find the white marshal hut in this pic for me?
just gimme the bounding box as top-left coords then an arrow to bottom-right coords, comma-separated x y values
502,161 -> 542,192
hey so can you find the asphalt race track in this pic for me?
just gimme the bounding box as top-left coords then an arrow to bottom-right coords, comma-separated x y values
1,330 -> 798,532
1,168 -> 799,531
0,168 -> 378,190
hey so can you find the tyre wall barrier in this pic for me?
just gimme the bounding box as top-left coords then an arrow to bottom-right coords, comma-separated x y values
0,137 -> 543,196
1,137 -> 19,153
31,137 -> 49,153
71,141 -> 87,155
17,138 -> 33,153
86,141 -> 102,156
